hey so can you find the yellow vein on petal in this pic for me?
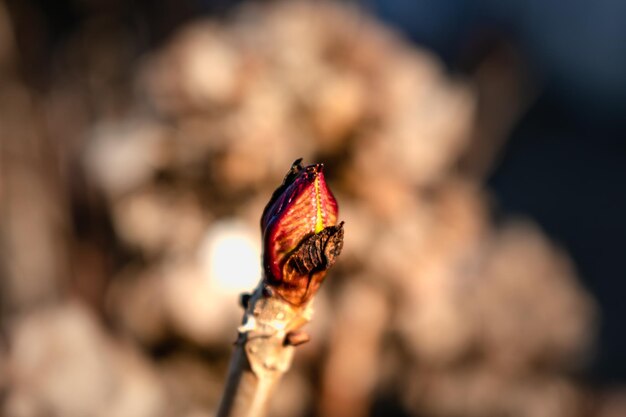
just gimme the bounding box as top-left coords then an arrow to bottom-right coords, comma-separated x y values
314,176 -> 324,234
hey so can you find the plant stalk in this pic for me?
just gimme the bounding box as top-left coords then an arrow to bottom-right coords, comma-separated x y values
216,284 -> 312,417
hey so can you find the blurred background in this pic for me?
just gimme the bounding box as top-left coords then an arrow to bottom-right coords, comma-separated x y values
1,0 -> 625,416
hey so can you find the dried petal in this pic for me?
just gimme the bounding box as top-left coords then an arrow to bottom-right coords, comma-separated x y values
277,223 -> 344,305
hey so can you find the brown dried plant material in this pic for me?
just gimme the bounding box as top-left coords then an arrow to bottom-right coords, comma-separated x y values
399,220 -> 596,417
111,187 -> 208,255
0,82 -> 69,313
0,1 -> 15,72
595,390 -> 626,417
473,222 -> 596,371
4,303 -> 165,417
320,280 -> 390,417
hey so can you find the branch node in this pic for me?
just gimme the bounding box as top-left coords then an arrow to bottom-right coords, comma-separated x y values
262,285 -> 274,298
240,292 -> 251,309
284,330 -> 310,346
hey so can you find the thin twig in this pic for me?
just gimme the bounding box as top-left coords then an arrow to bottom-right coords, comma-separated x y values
216,285 -> 311,417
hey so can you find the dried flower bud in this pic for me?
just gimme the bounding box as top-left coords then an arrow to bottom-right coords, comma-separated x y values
261,159 -> 343,305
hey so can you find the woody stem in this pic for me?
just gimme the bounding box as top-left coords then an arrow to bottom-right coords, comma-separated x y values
215,285 -> 310,417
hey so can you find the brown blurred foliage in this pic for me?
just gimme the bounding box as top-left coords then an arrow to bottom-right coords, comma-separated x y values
0,1 -> 617,417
